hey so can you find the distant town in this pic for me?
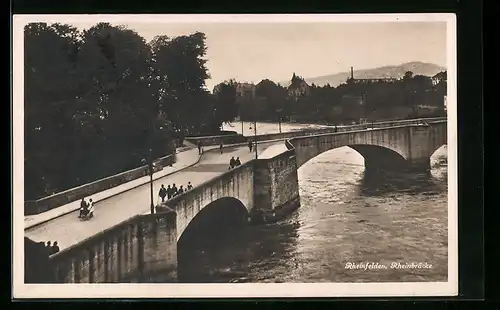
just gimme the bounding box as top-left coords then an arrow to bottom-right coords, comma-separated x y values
213,65 -> 447,124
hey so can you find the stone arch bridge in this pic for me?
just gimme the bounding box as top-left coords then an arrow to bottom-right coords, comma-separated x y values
48,118 -> 447,283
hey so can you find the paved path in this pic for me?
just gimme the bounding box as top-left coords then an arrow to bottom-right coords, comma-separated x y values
24,148 -> 201,230
25,141 -> 280,250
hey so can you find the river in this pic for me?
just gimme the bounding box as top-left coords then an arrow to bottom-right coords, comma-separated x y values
150,142 -> 448,283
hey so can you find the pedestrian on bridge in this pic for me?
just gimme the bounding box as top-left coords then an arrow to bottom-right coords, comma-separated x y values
187,182 -> 193,190
45,241 -> 52,254
198,141 -> 202,155
220,141 -> 224,154
166,184 -> 173,199
248,140 -> 253,152
159,184 -> 167,202
235,157 -> 241,166
172,183 -> 178,197
50,241 -> 60,255
178,185 -> 184,195
229,156 -> 236,170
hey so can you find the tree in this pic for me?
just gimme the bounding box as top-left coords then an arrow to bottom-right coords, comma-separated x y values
403,70 -> 414,80
150,32 -> 212,134
76,23 -> 158,176
24,22 -> 175,200
213,80 -> 239,125
24,22 -> 81,198
255,79 -> 287,121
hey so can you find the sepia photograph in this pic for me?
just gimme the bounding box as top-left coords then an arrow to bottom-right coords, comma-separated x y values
12,14 -> 457,298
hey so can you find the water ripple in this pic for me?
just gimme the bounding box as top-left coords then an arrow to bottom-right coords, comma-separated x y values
158,146 -> 449,283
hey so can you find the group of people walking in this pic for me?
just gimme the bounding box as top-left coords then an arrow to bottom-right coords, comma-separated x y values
227,140 -> 256,169
228,156 -> 241,170
158,181 -> 194,203
44,241 -> 60,255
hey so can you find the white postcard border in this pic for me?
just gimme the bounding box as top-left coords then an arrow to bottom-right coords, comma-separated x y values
12,13 -> 458,298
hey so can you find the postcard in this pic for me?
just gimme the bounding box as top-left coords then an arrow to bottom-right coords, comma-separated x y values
12,13 -> 457,298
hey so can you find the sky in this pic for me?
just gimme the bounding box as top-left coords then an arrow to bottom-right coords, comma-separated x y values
63,19 -> 448,91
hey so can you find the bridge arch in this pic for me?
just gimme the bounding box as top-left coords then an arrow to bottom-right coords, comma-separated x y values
290,123 -> 447,172
177,196 -> 250,244
348,144 -> 408,171
293,139 -> 410,173
430,143 -> 448,159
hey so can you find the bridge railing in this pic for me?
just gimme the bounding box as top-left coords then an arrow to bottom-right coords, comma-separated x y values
161,157 -> 256,214
284,117 -> 447,151
25,152 -> 176,216
258,117 -> 446,143
185,117 -> 447,147
49,210 -> 176,283
185,133 -> 247,147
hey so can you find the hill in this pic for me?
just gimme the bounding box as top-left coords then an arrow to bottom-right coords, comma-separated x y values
280,62 -> 446,88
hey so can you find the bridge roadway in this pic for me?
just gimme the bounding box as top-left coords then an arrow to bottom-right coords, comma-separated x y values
25,142 -> 280,250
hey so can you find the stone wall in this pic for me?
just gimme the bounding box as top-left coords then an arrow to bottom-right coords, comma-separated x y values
162,160 -> 255,240
406,121 -> 447,169
252,159 -> 273,216
185,134 -> 247,147
267,149 -> 300,219
286,121 -> 447,171
25,153 -> 176,215
49,210 -> 177,283
250,148 -> 300,221
249,117 -> 447,144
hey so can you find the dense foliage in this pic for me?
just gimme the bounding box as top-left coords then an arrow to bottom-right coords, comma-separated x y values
226,71 -> 447,124
24,23 -> 236,199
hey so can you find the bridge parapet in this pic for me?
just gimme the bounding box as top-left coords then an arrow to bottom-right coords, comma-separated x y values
161,159 -> 255,240
250,117 -> 446,143
25,153 -> 176,216
46,210 -> 177,283
285,120 -> 447,171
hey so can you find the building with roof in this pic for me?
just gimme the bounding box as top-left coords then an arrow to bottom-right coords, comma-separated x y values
288,73 -> 310,100
432,71 -> 447,86
213,81 -> 256,100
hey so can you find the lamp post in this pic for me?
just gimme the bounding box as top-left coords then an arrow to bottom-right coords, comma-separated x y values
253,120 -> 258,159
249,104 -> 258,159
277,108 -> 283,134
148,148 -> 154,214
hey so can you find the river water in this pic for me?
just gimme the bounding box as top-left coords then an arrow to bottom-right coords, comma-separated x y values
136,121 -> 448,283
171,144 -> 448,283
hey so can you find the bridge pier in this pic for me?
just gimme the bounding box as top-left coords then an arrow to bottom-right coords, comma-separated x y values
252,150 -> 301,224
406,158 -> 432,172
